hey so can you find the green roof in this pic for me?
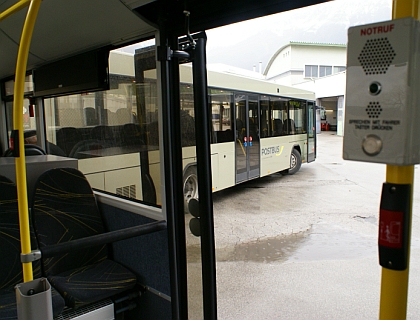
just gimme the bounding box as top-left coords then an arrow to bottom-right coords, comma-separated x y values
289,41 -> 346,47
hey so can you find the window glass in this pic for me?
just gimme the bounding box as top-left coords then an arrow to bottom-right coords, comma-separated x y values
269,97 -> 287,136
4,75 -> 33,96
319,65 -> 332,77
180,83 -> 196,146
210,89 -> 234,143
5,99 -> 37,146
259,96 -> 269,138
304,65 -> 318,78
333,66 -> 346,73
43,41 -> 161,207
287,100 -> 307,135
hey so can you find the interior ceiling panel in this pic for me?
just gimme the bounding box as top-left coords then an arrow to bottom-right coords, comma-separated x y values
0,0 -> 330,80
136,0 -> 331,35
0,0 -> 156,79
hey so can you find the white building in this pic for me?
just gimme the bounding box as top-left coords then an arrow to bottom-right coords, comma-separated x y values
264,42 -> 347,135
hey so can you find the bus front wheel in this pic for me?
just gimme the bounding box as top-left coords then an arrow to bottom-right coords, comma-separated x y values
281,149 -> 301,175
183,166 -> 198,214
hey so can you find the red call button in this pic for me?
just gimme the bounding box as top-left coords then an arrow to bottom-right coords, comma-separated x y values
379,209 -> 403,248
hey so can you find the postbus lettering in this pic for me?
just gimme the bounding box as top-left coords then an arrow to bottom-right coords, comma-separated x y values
262,146 -> 280,155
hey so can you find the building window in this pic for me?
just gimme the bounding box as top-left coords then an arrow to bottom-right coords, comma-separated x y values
319,65 -> 332,77
333,66 -> 346,74
305,65 -> 318,78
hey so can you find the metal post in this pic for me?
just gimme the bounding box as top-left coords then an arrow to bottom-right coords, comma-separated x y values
379,1 -> 419,319
157,25 -> 189,319
192,36 -> 218,320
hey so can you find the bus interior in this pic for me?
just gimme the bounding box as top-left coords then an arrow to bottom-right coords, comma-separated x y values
0,0 -> 328,319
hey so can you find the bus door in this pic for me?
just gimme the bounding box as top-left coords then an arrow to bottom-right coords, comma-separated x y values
307,101 -> 316,162
235,94 -> 260,183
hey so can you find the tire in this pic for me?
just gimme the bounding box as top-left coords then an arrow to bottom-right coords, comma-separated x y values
183,166 -> 198,214
282,148 -> 301,175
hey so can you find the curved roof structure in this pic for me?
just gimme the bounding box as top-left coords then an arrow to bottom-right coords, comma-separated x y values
264,41 -> 346,76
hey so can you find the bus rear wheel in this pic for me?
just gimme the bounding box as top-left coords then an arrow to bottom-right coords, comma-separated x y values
281,148 -> 301,175
183,166 -> 198,214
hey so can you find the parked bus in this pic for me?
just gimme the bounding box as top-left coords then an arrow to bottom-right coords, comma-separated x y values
2,49 -> 316,213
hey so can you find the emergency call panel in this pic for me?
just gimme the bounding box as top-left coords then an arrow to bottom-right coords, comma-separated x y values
343,17 -> 420,165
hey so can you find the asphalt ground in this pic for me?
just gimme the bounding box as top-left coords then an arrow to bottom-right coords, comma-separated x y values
186,132 -> 420,319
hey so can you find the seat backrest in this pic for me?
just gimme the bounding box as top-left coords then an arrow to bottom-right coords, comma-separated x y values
25,144 -> 47,156
56,127 -> 83,156
3,144 -> 47,157
31,168 -> 108,277
122,123 -> 143,147
68,140 -> 105,159
0,175 -> 41,291
84,107 -> 99,126
90,125 -> 115,144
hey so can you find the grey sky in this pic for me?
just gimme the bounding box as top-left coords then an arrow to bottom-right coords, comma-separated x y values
206,0 -> 392,71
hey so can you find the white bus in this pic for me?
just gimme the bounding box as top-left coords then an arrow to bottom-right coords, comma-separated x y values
3,49 -> 316,213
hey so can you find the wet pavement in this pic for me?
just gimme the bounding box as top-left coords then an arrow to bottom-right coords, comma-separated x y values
186,132 -> 420,319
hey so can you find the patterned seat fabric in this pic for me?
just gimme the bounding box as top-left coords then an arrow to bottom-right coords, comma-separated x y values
32,168 -> 137,309
0,175 -> 64,319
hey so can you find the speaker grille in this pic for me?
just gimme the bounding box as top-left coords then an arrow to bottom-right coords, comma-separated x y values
358,38 -> 396,75
366,101 -> 382,118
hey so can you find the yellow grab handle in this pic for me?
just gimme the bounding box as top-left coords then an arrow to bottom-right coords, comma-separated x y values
379,1 -> 419,318
13,0 -> 42,283
0,0 -> 31,22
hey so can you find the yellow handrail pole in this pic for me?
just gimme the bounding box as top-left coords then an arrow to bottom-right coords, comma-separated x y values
13,0 -> 42,283
0,0 -> 31,22
379,167 -> 413,319
379,1 -> 419,319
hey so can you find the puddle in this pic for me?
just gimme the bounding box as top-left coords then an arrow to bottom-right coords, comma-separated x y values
187,231 -> 307,264
218,231 -> 308,263
288,224 -> 377,262
187,224 -> 379,263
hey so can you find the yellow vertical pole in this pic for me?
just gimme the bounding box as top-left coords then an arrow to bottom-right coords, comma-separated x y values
379,2 -> 419,319
13,0 -> 42,283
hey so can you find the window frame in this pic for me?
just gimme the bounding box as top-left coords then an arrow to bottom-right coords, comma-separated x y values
304,65 -> 318,78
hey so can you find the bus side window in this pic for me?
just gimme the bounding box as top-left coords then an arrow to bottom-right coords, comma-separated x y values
211,95 -> 234,143
260,120 -> 268,138
284,118 -> 296,135
236,118 -> 244,140
273,119 -> 283,136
